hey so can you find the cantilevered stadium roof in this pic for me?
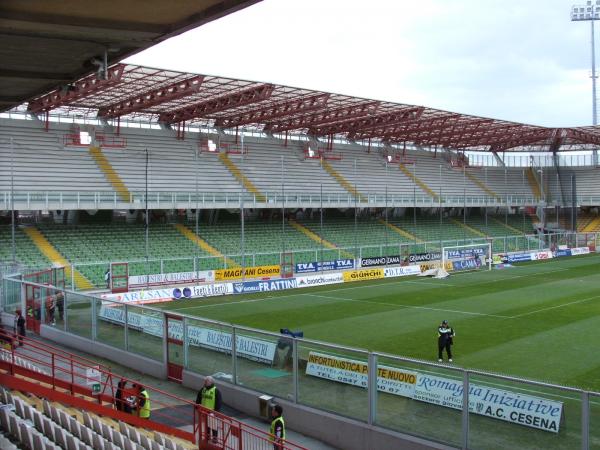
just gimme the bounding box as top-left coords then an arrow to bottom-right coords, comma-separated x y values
0,0 -> 260,112
13,63 -> 600,152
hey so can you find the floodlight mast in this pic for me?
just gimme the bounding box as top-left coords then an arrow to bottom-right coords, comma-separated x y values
571,1 -> 600,126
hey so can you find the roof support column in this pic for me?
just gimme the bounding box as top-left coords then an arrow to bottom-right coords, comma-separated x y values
492,151 -> 506,167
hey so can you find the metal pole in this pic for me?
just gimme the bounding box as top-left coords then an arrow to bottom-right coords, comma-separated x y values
413,163 -> 417,227
241,191 -> 245,276
145,148 -> 149,277
292,339 -> 298,403
231,327 -> 238,384
281,155 -> 285,258
461,371 -> 470,450
522,170 -> 526,235
124,304 -> 129,351
320,182 -> 324,266
241,132 -> 246,277
368,353 -> 378,425
463,164 -> 467,243
195,139 -> 200,282
439,165 -> 443,251
354,158 -> 358,258
182,317 -> 188,369
592,19 -> 598,125
10,138 -> 16,263
582,391 -> 590,450
504,168 -> 508,226
385,162 -> 389,258
485,167 -> 489,236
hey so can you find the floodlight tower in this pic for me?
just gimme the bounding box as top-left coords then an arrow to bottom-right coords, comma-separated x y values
571,1 -> 600,125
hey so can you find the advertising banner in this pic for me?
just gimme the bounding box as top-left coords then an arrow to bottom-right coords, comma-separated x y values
101,282 -> 233,304
408,252 -> 442,264
506,253 -> 532,263
129,270 -> 214,287
101,289 -> 174,304
413,373 -> 563,433
98,306 -> 276,363
553,249 -> 571,257
342,268 -> 384,283
305,352 -> 417,398
383,265 -> 422,278
419,261 -> 454,272
232,278 -> 298,294
445,247 -> 486,260
172,283 -> 233,299
452,259 -> 481,272
295,259 -> 354,273
215,265 -> 280,281
570,247 -> 590,256
296,273 -> 344,288
531,251 -> 553,261
304,349 -> 564,433
360,255 -> 405,268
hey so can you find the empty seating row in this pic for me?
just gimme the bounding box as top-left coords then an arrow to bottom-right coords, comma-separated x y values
0,118 -> 558,199
0,119 -> 113,192
0,386 -> 188,450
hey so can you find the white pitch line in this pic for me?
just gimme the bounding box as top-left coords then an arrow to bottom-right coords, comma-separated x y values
306,293 -> 512,318
461,267 -> 570,286
170,296 -> 289,310
402,279 -> 454,287
167,277 -> 454,312
510,294 -> 600,319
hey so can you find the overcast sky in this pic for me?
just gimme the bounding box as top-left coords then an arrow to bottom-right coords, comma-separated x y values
126,0 -> 596,128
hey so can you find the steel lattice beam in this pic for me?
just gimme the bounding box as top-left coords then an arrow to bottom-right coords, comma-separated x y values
310,107 -> 424,136
565,128 -> 600,146
263,101 -> 380,134
158,84 -> 275,124
448,124 -> 539,149
28,64 -> 126,113
489,129 -> 553,152
97,75 -> 204,119
442,124 -> 532,149
214,93 -> 330,128
369,114 -> 463,142
451,124 -> 526,146
412,119 -> 496,146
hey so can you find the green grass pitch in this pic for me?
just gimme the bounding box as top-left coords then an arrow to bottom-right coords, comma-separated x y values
158,253 -> 600,393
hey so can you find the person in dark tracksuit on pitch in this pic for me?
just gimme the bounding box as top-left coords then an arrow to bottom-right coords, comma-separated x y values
438,320 -> 455,362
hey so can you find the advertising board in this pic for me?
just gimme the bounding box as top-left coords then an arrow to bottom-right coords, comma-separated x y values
342,268 -> 384,283
215,265 -> 280,281
295,259 -> 354,273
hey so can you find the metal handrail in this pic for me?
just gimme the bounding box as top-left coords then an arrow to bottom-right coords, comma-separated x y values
0,328 -> 308,449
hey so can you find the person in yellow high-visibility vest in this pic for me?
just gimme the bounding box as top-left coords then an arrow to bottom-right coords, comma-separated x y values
135,384 -> 151,419
195,376 -> 222,443
270,404 -> 285,450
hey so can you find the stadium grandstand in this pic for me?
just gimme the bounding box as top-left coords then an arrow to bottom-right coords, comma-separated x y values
2,1 -> 600,450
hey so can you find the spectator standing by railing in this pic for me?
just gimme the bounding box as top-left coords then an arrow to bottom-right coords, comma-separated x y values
196,376 -> 222,443
14,310 -> 25,346
115,379 -> 132,414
